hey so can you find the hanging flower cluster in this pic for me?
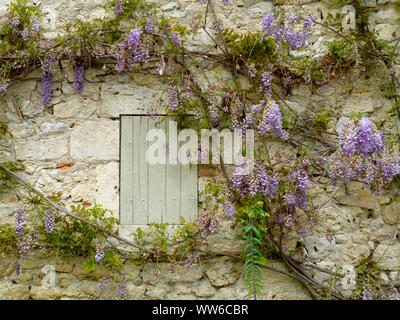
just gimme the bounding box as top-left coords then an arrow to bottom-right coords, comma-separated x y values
115,0 -> 123,15
258,100 -> 287,140
95,246 -> 105,263
196,209 -> 221,235
328,117 -> 400,189
167,85 -> 179,110
261,12 -> 313,50
44,209 -> 55,234
231,162 -> 279,199
114,27 -> 149,72
74,61 -> 85,94
14,209 -> 26,236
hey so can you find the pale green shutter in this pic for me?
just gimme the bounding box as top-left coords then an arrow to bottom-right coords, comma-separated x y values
120,115 -> 198,224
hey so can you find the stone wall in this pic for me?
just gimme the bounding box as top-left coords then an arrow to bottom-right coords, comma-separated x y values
1,0 -> 400,300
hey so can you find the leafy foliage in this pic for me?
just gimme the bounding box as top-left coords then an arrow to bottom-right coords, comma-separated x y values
222,29 -> 277,64
240,203 -> 268,300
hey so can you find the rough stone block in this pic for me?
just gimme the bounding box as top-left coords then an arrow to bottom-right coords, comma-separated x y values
15,136 -> 68,161
70,121 -> 119,161
95,162 -> 119,215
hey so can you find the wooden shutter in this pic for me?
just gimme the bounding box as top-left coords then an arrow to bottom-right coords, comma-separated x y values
120,115 -> 198,224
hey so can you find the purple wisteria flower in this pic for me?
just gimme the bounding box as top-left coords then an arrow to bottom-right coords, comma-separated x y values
41,71 -> 53,105
362,285 -> 373,300
261,12 -> 313,50
184,254 -> 198,268
288,13 -> 299,24
21,28 -> 29,41
223,200 -> 235,220
378,146 -> 400,181
339,117 -> 383,157
128,27 -> 141,49
115,0 -> 123,15
252,101 -> 264,113
338,120 -> 357,157
42,55 -> 57,70
117,272 -> 126,298
222,0 -> 230,6
209,105 -> 220,128
267,173 -> 279,197
170,33 -> 181,47
283,29 -> 311,50
114,28 -> 149,71
11,17 -> 19,27
74,61 -> 85,93
15,209 -> 26,236
145,20 -> 154,34
283,192 -> 296,211
98,277 -> 108,291
199,0 -> 207,4
260,69 -> 272,96
356,117 -> 382,156
95,246 -> 104,263
296,169 -> 309,194
31,19 -> 40,33
44,209 -> 55,234
168,85 -> 179,110
258,100 -> 283,138
262,12 -> 274,31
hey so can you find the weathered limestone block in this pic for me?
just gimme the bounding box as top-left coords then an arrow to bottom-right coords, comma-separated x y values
40,121 -> 68,135
204,257 -> 242,287
55,258 -> 75,273
62,82 -> 101,100
260,261 -> 312,300
304,234 -> 338,261
71,184 -> 90,203
126,284 -> 146,299
373,243 -> 400,270
0,283 -> 30,300
342,92 -> 375,115
336,189 -> 379,210
8,122 -> 37,139
145,285 -> 169,299
82,281 -> 100,299
95,162 -> 119,215
15,136 -> 68,161
374,24 -> 400,41
61,287 -> 86,299
192,279 -> 217,298
53,97 -> 98,118
70,120 -> 119,161
100,83 -> 158,117
381,202 -> 400,225
370,7 -> 400,25
29,286 -> 63,300
143,263 -> 202,284
173,283 -> 192,295
9,272 -> 33,284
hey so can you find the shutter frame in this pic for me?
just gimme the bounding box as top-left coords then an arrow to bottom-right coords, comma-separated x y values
120,115 -> 198,225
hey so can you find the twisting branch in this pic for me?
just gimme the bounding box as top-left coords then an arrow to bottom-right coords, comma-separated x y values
0,164 -> 151,254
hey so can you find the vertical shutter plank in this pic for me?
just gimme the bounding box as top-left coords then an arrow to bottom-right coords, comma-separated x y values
165,118 -> 181,224
180,163 -> 198,222
132,116 -> 148,224
148,117 -> 166,223
120,117 -> 133,224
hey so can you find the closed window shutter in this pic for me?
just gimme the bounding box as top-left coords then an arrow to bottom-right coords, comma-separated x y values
120,115 -> 198,225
